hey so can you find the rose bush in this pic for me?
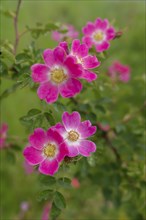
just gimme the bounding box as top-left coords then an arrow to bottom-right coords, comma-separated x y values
0,1 -> 145,220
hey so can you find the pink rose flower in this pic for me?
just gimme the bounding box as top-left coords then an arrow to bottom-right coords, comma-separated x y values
59,39 -> 100,82
52,24 -> 78,42
82,18 -> 116,53
23,128 -> 68,176
0,123 -> 8,149
52,111 -> 97,157
108,61 -> 131,82
31,46 -> 83,103
98,123 -> 110,132
71,178 -> 80,188
41,203 -> 51,220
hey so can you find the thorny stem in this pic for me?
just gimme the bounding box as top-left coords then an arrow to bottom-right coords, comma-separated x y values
13,0 -> 22,55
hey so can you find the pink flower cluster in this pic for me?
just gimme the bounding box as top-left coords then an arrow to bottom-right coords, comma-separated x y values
23,111 -> 96,176
52,24 -> 78,42
31,40 -> 100,104
108,61 -> 131,82
0,123 -> 8,149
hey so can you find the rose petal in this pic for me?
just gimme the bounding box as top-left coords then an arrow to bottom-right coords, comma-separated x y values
39,159 -> 59,176
77,44 -> 88,57
82,22 -> 95,35
46,128 -> 64,146
29,128 -> 47,150
77,120 -> 97,139
43,49 -> 55,67
64,56 -> 82,78
78,140 -> 96,157
66,144 -> 79,157
23,146 -> 44,165
82,36 -> 93,48
83,55 -> 100,69
59,41 -> 69,54
56,142 -> 68,162
80,70 -> 97,82
62,111 -> 81,131
95,41 -> 110,52
59,78 -> 82,98
106,27 -> 115,40
31,64 -> 49,83
37,82 -> 59,104
71,39 -> 80,54
53,46 -> 66,63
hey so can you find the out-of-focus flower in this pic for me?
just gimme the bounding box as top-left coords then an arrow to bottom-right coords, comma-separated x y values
41,203 -> 52,220
23,160 -> 34,174
20,201 -> 30,212
71,178 -> 80,188
98,123 -> 110,132
60,39 -> 100,82
23,128 -> 68,176
52,111 -> 97,157
52,24 -> 78,42
31,46 -> 83,103
108,61 -> 131,82
0,123 -> 8,149
82,18 -> 116,52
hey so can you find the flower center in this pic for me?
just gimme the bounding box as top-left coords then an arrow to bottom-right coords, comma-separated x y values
68,130 -> 79,142
43,144 -> 56,157
51,68 -> 67,84
93,31 -> 104,41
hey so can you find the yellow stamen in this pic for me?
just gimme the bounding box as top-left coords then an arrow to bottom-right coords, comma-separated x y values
93,32 -> 104,41
51,68 -> 67,84
68,130 -> 79,142
43,144 -> 56,157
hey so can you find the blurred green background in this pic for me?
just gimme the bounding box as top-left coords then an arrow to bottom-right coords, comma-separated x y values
0,0 -> 145,220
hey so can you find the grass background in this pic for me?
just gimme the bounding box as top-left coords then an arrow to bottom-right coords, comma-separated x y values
0,0 -> 145,219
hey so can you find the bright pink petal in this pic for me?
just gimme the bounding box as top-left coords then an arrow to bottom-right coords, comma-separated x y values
39,159 -> 59,176
46,128 -> 64,146
95,41 -> 110,52
64,56 -> 82,78
83,55 -> 100,69
53,46 -> 66,63
78,140 -> 96,157
23,146 -> 44,165
82,22 -> 95,35
29,128 -> 47,150
59,78 -> 82,98
106,27 -> 115,40
62,111 -> 81,131
95,18 -> 109,30
31,64 -> 49,83
51,123 -> 67,138
56,142 -> 68,162
80,70 -> 97,82
43,49 -> 55,67
59,41 -> 69,54
37,82 -> 59,103
77,44 -> 88,57
94,18 -> 102,28
82,36 -> 93,48
77,120 -> 97,139
66,145 -> 79,157
71,39 -> 80,54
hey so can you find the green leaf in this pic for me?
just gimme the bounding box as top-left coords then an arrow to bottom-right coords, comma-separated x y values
36,189 -> 53,202
50,202 -> 61,220
53,191 -> 66,209
44,112 -> 55,126
0,61 -> 8,76
1,47 -> 15,63
27,108 -> 41,116
86,113 -> 97,124
39,175 -> 56,187
16,53 -> 31,63
57,177 -> 71,188
0,8 -> 15,18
